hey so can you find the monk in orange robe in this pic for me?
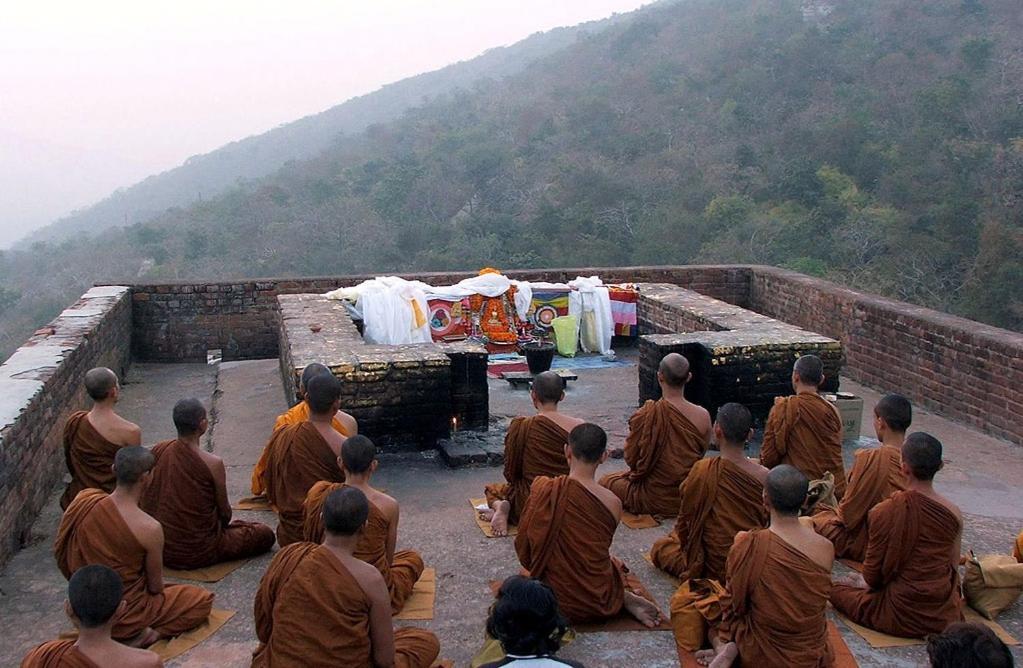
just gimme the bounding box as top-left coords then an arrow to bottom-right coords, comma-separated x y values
812,393 -> 911,560
481,371 -> 584,536
254,487 -> 440,668
61,368 -> 142,509
761,354 -> 846,500
831,432 -> 963,638
696,465 -> 835,668
651,402 -> 768,583
599,353 -> 711,517
250,362 -> 357,497
140,399 -> 274,569
263,373 -> 348,546
516,423 -> 664,627
21,565 -> 162,668
54,447 -> 213,646
302,435 -> 424,614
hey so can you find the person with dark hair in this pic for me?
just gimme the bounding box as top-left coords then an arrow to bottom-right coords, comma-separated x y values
61,367 -> 142,509
479,576 -> 584,668
262,373 -> 347,546
831,432 -> 964,638
55,447 -> 213,647
250,362 -> 357,497
515,423 -> 665,628
926,622 -> 1014,668
140,399 -> 274,570
696,465 -> 835,667
482,370 -> 584,536
813,393 -> 912,560
254,488 -> 440,668
302,435 -> 425,614
651,402 -> 768,582
599,353 -> 712,517
21,565 -> 163,667
760,354 -> 847,499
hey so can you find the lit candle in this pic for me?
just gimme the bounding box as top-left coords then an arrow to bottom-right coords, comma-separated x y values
451,416 -> 459,433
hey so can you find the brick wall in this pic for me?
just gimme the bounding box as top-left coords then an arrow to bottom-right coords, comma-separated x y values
0,286 -> 132,568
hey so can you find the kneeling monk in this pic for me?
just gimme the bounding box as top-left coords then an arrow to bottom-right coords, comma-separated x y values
482,371 -> 583,536
140,399 -> 274,570
599,353 -> 711,517
254,487 -> 440,668
516,423 -> 664,627
263,374 -> 347,546
651,402 -> 768,582
696,465 -> 835,668
55,447 -> 213,645
302,435 -> 424,614
830,432 -> 963,638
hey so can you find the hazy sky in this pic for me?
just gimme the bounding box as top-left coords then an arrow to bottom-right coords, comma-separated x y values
0,1 -> 651,248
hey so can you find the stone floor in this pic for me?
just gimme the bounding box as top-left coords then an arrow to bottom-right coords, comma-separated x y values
0,349 -> 1020,667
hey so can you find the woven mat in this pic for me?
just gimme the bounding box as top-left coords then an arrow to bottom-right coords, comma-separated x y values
149,608 -> 235,662
834,606 -> 1018,648
233,495 -> 274,512
469,498 -> 518,537
164,558 -> 251,583
676,620 -> 857,667
622,511 -> 660,529
395,568 -> 436,621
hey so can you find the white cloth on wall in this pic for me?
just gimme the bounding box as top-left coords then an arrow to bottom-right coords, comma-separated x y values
327,277 -> 432,344
568,276 -> 613,355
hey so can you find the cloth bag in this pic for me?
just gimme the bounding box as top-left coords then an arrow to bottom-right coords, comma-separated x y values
551,315 -> 579,357
963,552 -> 1023,620
802,471 -> 836,515
669,578 -> 726,651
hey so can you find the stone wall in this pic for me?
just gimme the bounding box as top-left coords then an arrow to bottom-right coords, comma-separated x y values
0,286 -> 132,568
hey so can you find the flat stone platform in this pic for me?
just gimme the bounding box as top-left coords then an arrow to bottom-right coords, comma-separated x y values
0,353 -> 1020,667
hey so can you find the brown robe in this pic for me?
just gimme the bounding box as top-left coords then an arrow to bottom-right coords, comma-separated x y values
20,641 -> 99,668
262,422 -> 344,546
812,446 -> 906,561
831,490 -> 963,637
719,530 -> 834,667
302,481 -> 424,613
761,393 -> 846,500
1015,530 -> 1023,563
140,439 -> 275,569
483,415 -> 570,524
599,399 -> 708,517
250,402 -> 350,495
60,412 -> 126,510
253,543 -> 439,668
54,490 -> 213,641
650,458 -> 767,582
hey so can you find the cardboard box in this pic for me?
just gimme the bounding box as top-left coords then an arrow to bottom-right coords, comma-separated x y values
826,392 -> 864,444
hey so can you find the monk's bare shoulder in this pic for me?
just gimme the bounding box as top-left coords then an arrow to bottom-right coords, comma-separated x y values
805,530 -> 835,570
118,646 -> 163,667
742,459 -> 769,484
336,411 -> 358,435
547,413 -> 584,433
111,414 -> 142,445
196,448 -> 225,475
320,427 -> 346,456
346,555 -> 385,585
369,489 -> 399,520
586,481 -> 622,520
933,492 -> 963,525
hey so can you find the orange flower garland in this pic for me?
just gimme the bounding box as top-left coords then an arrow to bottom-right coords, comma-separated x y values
469,284 -> 519,344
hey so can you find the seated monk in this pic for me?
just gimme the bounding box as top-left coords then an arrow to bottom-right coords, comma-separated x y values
61,367 -> 142,509
302,435 -> 424,614
650,402 -> 768,582
55,447 -> 214,646
812,393 -> 911,561
831,432 -> 963,638
515,423 -> 665,627
21,564 -> 162,668
251,363 -> 357,497
599,353 -> 711,517
140,399 -> 275,570
760,354 -> 846,500
253,487 -> 440,668
696,465 -> 835,668
263,373 -> 347,546
481,371 -> 584,536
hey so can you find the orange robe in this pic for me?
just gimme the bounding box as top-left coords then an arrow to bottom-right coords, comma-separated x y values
812,446 -> 906,561
599,399 -> 708,517
140,439 -> 275,569
719,529 -> 834,667
253,543 -> 440,668
20,640 -> 99,668
1015,530 -> 1023,563
262,422 -> 345,546
831,490 -> 963,637
250,402 -> 350,496
761,393 -> 846,500
302,481 -> 424,613
54,490 -> 213,641
60,412 -> 126,510
650,458 -> 767,582
483,415 -> 570,524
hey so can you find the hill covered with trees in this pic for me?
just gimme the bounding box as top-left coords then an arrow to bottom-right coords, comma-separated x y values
2,0 -> 1020,357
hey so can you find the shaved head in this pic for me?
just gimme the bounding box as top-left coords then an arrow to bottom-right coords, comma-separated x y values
341,435 -> 376,474
658,353 -> 690,388
323,486 -> 369,537
531,371 -> 565,405
568,423 -> 607,463
875,394 -> 912,433
84,367 -> 118,401
68,565 -> 123,629
793,355 -> 824,386
301,363 -> 332,393
306,373 -> 341,415
715,402 -> 753,445
902,432 -> 943,481
113,446 -> 154,485
172,398 -> 206,436
765,465 -> 808,516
